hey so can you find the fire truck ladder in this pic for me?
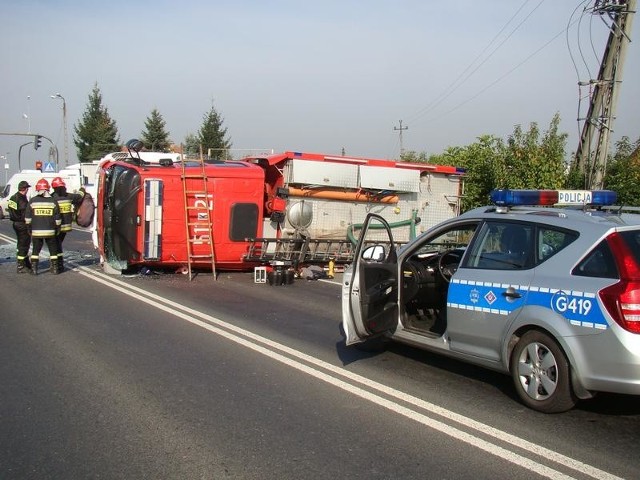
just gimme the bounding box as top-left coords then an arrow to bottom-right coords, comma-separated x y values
181,157 -> 217,280
245,237 -> 356,264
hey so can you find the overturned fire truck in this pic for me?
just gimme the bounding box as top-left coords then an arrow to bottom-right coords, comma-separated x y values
93,147 -> 464,277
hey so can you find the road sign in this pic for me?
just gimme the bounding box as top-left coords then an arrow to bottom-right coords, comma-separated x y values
43,161 -> 55,173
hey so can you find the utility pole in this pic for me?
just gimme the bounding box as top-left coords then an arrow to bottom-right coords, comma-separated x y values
573,0 -> 636,189
394,120 -> 408,158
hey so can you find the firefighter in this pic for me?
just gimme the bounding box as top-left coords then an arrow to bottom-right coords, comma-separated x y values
50,176 -> 85,271
25,178 -> 62,275
7,180 -> 33,273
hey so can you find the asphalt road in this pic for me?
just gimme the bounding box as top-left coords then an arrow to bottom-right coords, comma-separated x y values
0,221 -> 638,479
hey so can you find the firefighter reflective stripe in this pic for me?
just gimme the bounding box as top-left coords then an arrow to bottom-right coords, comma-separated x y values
26,196 -> 61,237
58,200 -> 73,214
8,192 -> 30,222
53,192 -> 83,232
32,206 -> 55,215
144,179 -> 163,260
31,228 -> 57,237
56,198 -> 74,232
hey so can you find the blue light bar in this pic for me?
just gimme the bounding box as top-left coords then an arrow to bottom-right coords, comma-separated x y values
490,190 -> 557,206
490,189 -> 617,207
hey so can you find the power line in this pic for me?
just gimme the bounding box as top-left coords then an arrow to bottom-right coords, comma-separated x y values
412,4 -> 593,130
405,0 -> 545,125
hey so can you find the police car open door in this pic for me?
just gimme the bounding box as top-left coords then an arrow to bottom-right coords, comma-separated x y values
342,213 -> 399,345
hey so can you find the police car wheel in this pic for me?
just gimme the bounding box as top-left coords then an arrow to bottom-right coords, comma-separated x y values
510,330 -> 577,413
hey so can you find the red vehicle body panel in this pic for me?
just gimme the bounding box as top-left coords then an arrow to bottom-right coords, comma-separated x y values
96,157 -> 265,272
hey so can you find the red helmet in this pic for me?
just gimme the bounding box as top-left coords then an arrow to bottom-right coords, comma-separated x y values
35,178 -> 50,192
51,177 -> 66,188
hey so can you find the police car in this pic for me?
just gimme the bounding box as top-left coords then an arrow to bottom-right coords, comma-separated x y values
342,189 -> 640,413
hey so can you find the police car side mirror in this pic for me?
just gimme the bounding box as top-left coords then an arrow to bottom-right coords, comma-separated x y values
362,245 -> 387,262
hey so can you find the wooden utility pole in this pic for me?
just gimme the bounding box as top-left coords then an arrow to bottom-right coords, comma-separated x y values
574,0 -> 636,189
394,120 -> 408,157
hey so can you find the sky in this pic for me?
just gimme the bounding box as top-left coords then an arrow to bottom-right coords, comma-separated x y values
1,0 -> 638,178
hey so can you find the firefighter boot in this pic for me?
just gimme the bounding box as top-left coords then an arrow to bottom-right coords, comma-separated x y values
31,259 -> 39,276
50,258 -> 60,275
17,259 -> 29,274
57,255 -> 65,273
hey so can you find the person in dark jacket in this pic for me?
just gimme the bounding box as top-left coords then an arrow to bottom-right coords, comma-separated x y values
50,176 -> 84,271
25,178 -> 62,275
7,180 -> 33,273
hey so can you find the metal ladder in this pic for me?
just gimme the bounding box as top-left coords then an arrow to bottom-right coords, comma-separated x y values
181,157 -> 217,280
244,237 -> 356,263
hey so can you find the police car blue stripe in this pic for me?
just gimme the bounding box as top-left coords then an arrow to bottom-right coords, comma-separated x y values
448,278 -> 609,330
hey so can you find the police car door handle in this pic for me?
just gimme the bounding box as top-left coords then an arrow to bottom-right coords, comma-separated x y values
502,287 -> 522,299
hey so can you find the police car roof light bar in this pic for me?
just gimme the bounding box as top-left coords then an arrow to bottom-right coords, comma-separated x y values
490,189 -> 617,207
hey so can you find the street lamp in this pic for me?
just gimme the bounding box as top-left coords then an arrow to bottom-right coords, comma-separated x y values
1,154 -> 8,186
23,95 -> 31,133
51,93 -> 68,168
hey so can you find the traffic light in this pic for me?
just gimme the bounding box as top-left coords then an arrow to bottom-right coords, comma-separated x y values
34,135 -> 42,150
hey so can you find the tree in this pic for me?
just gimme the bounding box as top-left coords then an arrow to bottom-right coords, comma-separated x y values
399,151 -> 429,163
504,113 -> 567,190
603,136 -> 640,206
73,83 -> 120,162
435,135 -> 506,212
182,133 -> 200,157
141,108 -> 171,152
426,115 -> 569,212
198,104 -> 231,159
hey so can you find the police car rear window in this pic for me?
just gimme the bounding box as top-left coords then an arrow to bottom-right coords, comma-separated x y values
573,240 -> 618,279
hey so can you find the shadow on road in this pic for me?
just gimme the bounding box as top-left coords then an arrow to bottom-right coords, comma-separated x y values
335,322 -> 640,417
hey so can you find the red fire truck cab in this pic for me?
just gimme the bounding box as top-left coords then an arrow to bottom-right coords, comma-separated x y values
95,151 -> 266,273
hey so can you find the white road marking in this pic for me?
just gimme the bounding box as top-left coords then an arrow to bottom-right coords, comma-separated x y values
0,231 -> 625,479
70,263 -> 623,480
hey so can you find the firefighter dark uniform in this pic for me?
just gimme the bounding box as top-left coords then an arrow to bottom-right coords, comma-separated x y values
7,180 -> 32,273
51,177 -> 85,271
25,178 -> 62,275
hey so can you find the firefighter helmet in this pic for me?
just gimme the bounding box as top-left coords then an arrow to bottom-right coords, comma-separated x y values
35,178 -> 50,192
51,177 -> 66,188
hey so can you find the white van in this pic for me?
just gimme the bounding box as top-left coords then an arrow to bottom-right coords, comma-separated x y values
0,168 -> 85,219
